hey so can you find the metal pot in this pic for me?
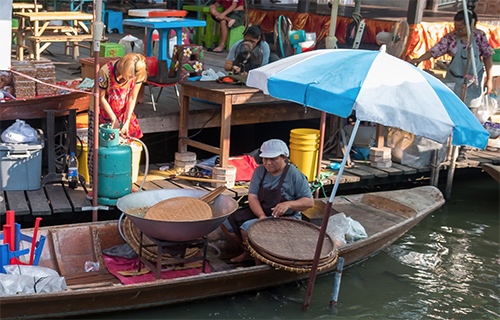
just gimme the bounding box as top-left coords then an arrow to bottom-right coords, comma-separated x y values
116,189 -> 238,242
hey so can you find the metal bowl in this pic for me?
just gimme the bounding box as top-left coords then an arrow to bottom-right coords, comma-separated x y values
116,189 -> 238,242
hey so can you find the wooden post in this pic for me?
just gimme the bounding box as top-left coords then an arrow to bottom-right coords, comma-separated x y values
297,0 -> 309,13
407,0 -> 426,24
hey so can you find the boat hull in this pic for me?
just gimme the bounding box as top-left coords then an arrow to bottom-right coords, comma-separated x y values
0,186 -> 445,319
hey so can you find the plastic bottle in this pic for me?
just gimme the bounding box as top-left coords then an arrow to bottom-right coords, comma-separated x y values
68,152 -> 79,189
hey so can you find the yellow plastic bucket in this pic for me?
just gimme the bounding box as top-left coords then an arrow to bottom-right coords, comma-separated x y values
77,144 -> 89,184
130,141 -> 143,183
77,141 -> 143,184
289,128 -> 320,182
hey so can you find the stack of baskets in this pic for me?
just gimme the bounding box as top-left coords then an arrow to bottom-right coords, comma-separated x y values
246,218 -> 338,273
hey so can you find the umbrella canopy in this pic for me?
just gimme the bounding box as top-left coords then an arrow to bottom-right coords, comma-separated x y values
246,45 -> 490,309
247,46 -> 489,149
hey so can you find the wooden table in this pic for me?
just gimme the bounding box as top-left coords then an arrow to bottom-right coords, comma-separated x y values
178,82 -> 279,168
14,11 -> 93,60
128,9 -> 187,18
12,2 -> 43,12
122,18 -> 206,66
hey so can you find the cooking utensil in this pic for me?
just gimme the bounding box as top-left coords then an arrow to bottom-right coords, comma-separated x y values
199,186 -> 227,204
117,189 -> 238,242
145,196 -> 212,221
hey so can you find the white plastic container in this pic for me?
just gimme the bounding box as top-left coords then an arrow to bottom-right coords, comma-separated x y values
0,139 -> 44,190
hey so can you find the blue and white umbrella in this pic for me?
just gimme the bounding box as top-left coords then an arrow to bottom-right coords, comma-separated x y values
247,46 -> 489,149
246,46 -> 489,308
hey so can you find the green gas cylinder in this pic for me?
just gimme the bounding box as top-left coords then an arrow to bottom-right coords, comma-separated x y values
97,124 -> 132,205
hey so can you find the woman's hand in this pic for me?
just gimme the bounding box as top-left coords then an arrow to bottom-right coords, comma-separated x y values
120,119 -> 130,138
111,118 -> 120,130
271,202 -> 292,218
410,58 -> 421,66
216,13 -> 226,21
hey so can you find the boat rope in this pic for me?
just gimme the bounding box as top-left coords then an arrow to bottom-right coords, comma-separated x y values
310,171 -> 335,197
9,69 -> 92,95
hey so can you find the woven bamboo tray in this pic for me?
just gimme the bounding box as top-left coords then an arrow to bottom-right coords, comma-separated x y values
145,197 -> 213,221
246,218 -> 337,270
246,241 -> 338,273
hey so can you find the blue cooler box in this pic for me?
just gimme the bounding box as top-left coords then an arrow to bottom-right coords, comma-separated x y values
0,139 -> 44,191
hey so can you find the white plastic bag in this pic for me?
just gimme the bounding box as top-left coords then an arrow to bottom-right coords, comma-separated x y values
472,94 -> 498,124
326,212 -> 368,247
0,265 -> 67,296
119,34 -> 144,54
1,119 -> 38,143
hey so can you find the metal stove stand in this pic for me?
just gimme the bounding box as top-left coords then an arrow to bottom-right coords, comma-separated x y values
137,231 -> 208,279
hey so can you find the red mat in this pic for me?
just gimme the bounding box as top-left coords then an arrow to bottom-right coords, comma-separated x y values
103,254 -> 210,285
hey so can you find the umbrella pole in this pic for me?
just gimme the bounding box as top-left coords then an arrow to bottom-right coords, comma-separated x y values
92,0 -> 104,222
303,119 -> 360,310
315,112 -> 327,198
445,0 -> 477,200
326,0 -> 339,49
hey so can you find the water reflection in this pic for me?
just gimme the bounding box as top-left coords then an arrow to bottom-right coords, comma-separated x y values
85,176 -> 499,320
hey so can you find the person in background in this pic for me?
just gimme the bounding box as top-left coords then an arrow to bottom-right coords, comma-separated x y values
221,139 -> 314,263
410,10 -> 494,107
86,53 -> 147,199
209,0 -> 245,53
224,25 -> 270,75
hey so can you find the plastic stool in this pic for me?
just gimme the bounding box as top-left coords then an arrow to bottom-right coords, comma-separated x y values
227,25 -> 245,50
12,18 -> 18,45
104,10 -> 123,34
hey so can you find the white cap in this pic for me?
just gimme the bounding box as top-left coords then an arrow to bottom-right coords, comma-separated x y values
259,139 -> 289,158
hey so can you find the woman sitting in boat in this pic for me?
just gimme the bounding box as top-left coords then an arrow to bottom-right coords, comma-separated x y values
222,139 -> 314,263
86,53 -> 147,196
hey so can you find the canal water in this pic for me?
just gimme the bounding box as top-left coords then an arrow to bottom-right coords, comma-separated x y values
89,174 -> 499,320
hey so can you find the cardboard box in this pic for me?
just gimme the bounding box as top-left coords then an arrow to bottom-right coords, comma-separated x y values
79,57 -> 119,80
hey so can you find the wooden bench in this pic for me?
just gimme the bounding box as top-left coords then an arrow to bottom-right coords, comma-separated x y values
15,25 -> 80,60
26,34 -> 93,60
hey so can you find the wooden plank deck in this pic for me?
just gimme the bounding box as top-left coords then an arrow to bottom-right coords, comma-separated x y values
1,151 -> 498,220
2,13 -> 499,221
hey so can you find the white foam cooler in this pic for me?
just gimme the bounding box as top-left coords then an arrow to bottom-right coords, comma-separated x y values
0,139 -> 44,190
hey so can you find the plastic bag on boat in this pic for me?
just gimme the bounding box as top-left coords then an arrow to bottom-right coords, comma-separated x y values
471,93 -> 498,124
0,265 -> 67,296
1,119 -> 38,143
326,212 -> 367,246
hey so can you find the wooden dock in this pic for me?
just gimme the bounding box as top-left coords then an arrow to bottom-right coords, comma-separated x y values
1,147 -> 498,224
2,7 -> 499,223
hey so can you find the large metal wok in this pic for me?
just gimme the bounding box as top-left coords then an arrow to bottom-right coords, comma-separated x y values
116,189 -> 238,242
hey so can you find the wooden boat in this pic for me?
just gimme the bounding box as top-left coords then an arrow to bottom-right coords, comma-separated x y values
481,163 -> 500,182
0,186 -> 445,319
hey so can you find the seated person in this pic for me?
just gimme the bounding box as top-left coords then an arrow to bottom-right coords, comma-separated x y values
209,0 -> 245,53
222,139 -> 314,263
224,25 -> 270,75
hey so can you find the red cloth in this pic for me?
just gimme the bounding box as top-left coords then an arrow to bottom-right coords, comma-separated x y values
228,155 -> 259,182
103,254 -> 210,285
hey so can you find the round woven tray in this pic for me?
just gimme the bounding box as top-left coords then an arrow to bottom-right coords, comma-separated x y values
246,240 -> 338,273
121,217 -> 199,262
246,218 -> 336,263
145,196 -> 212,221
